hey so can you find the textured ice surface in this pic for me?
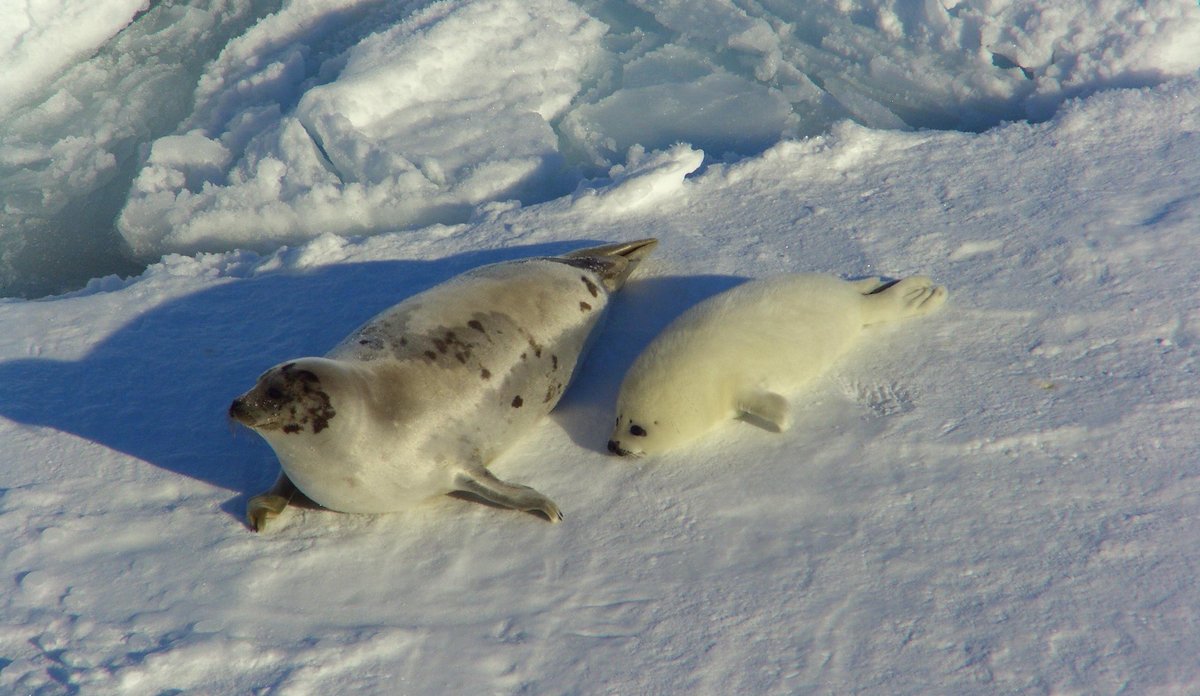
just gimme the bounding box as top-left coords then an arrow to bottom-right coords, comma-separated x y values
2,0 -> 1199,296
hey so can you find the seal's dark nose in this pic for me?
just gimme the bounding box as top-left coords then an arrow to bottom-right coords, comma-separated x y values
228,398 -> 248,422
607,439 -> 626,456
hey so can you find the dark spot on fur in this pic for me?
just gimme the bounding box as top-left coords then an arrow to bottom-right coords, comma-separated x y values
468,320 -> 485,333
551,355 -> 558,370
520,353 -> 527,361
400,337 -> 408,346
272,363 -> 337,435
580,301 -> 592,312
511,395 -> 524,408
581,275 -> 599,297
424,350 -> 437,361
359,339 -> 370,345
425,328 -> 475,362
527,337 -> 542,358
481,368 -> 491,379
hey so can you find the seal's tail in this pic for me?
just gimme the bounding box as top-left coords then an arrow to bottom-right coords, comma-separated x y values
561,238 -> 658,292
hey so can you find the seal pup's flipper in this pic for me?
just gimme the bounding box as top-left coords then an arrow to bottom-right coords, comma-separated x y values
557,238 -> 658,292
737,389 -> 792,432
851,276 -> 891,294
247,471 -> 301,532
453,468 -> 564,522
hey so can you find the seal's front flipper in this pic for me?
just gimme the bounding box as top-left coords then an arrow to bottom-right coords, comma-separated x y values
453,469 -> 563,523
738,390 -> 792,432
247,471 -> 299,532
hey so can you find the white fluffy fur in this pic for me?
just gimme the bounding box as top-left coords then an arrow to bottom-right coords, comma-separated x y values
609,273 -> 947,456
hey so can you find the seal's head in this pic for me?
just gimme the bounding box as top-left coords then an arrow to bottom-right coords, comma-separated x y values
608,404 -> 691,458
607,330 -> 733,457
607,413 -> 652,458
229,358 -> 341,436
608,383 -> 710,458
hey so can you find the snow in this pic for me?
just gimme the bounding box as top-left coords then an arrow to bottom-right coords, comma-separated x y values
0,0 -> 149,115
2,0 -> 1200,693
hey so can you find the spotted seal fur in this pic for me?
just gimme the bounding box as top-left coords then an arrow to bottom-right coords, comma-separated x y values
229,239 -> 658,531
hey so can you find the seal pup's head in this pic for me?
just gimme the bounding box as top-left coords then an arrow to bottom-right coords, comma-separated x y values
608,360 -> 725,457
608,391 -> 705,458
229,358 -> 347,437
607,316 -> 744,457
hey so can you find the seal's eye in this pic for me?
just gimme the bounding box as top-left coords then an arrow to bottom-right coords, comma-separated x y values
265,386 -> 285,401
630,424 -> 647,437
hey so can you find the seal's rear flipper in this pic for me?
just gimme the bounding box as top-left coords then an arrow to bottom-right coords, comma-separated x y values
558,238 -> 659,292
860,276 -> 948,325
453,469 -> 564,522
851,276 -> 892,294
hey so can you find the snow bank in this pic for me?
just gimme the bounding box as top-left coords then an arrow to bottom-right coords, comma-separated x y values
116,0 -> 1200,262
0,0 -> 148,116
118,0 -> 607,255
0,0 -> 280,298
4,0 -> 1199,297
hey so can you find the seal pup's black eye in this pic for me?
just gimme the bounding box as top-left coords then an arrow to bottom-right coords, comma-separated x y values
629,424 -> 647,437
265,386 -> 285,401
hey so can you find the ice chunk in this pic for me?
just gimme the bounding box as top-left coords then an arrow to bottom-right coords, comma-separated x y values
0,0 -> 149,117
118,0 -> 608,257
572,143 -> 704,217
561,48 -> 795,168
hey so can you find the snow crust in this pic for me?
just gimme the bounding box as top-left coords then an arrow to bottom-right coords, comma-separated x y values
2,0 -> 1200,692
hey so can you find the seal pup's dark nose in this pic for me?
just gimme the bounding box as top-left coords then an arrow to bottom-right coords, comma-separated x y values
607,439 -> 627,456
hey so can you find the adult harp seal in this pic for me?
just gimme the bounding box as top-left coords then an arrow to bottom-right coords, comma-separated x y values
230,239 -> 658,531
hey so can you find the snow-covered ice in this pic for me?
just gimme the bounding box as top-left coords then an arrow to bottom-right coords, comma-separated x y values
4,0 -> 1199,296
2,0 -> 1199,693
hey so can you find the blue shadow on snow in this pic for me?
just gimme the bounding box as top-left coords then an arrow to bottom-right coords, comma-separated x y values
0,240 -> 747,521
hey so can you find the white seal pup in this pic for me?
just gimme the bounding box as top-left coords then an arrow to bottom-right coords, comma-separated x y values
608,273 -> 946,457
230,239 -> 658,531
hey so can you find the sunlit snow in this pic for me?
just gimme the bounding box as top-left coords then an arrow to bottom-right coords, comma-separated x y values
1,0 -> 1199,693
